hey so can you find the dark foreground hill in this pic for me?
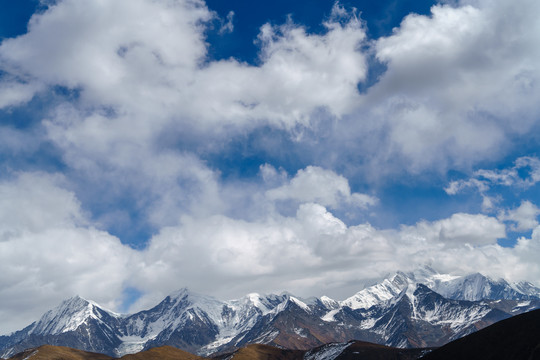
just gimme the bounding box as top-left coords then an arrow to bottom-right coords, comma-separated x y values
212,343 -> 305,360
421,308 -> 540,360
213,341 -> 429,360
334,341 -> 429,360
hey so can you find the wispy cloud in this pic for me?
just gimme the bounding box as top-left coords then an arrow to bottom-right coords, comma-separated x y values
446,157 -> 540,212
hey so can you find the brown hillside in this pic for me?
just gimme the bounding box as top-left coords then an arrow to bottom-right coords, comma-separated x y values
120,345 -> 205,360
8,345 -> 112,360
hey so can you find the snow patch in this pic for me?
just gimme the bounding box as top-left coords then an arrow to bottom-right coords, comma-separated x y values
320,296 -> 339,309
304,342 -> 352,360
290,297 -> 310,312
115,336 -> 148,356
359,317 -> 377,330
23,349 -> 38,360
293,327 -> 307,338
321,309 -> 340,322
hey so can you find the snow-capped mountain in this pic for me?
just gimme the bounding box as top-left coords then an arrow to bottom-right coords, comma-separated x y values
116,288 -> 288,356
0,296 -> 122,358
1,269 -> 539,358
343,266 -> 540,306
29,296 -> 119,336
342,271 -> 412,310
428,272 -> 540,301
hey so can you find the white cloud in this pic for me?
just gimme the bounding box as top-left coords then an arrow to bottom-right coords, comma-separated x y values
130,204 -> 512,309
0,80 -> 43,109
401,213 -> 506,247
363,0 -> 540,171
445,157 -> 540,213
0,173 -> 85,236
0,0 -> 370,232
444,178 -> 488,195
0,0 -> 211,105
498,200 -> 540,232
0,0 -> 367,134
476,157 -> 540,188
219,11 -> 234,34
3,172 -> 540,334
43,104 -> 225,228
186,8 -> 367,129
0,174 -> 137,333
1,0 -> 540,178
266,166 -> 377,209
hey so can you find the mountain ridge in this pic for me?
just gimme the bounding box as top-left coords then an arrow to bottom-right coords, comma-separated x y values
5,310 -> 540,360
2,268 -> 540,358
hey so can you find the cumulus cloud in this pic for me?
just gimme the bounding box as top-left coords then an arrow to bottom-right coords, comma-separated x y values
0,0 -> 367,132
0,174 -> 137,333
0,0 -> 370,234
187,5 -> 367,129
0,173 -> 85,236
401,213 -> 506,247
128,202 -> 540,313
1,0 -> 540,178
498,201 -> 540,232
0,0 -> 212,106
2,172 -> 540,334
362,0 -> 540,171
0,80 -> 43,109
266,166 -> 377,209
131,202 -> 394,308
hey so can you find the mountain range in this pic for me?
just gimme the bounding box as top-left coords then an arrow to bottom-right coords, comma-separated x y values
6,307 -> 540,360
1,267 -> 539,358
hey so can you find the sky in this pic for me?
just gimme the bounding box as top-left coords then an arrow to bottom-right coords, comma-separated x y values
1,0 -> 540,334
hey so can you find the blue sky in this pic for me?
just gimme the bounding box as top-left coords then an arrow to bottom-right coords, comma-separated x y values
1,0 -> 540,334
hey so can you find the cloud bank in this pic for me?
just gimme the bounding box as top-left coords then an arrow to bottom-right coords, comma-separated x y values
1,0 -> 540,334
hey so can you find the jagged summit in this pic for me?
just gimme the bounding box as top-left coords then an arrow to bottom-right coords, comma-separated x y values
342,267 -> 540,310
167,287 -> 191,299
342,271 -> 413,310
29,295 -> 117,336
428,272 -> 540,301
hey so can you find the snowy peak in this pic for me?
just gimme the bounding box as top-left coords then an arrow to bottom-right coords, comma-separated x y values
163,287 -> 219,310
514,281 -> 540,297
30,295 -> 114,336
122,288 -> 223,338
342,272 -> 412,310
320,296 -> 340,310
236,293 -> 286,315
429,272 -> 540,301
342,268 -> 540,311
